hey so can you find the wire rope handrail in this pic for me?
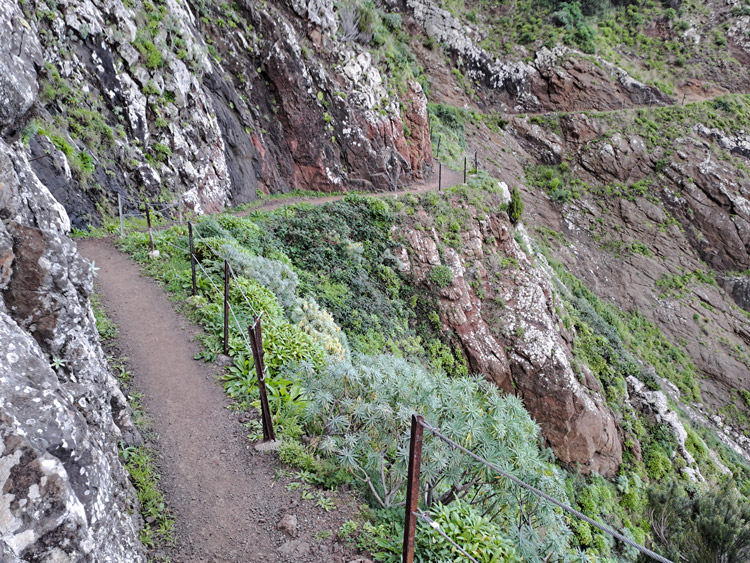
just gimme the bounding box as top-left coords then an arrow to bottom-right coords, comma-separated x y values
402,415 -> 673,563
152,231 -> 254,353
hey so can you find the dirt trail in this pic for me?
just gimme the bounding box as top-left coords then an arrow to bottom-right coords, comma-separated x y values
240,162 -> 464,214
79,239 -> 361,563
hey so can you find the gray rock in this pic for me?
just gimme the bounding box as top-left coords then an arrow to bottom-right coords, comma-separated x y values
277,538 -> 311,557
288,0 -> 337,32
0,2 -> 42,136
277,513 -> 298,537
0,138 -> 144,561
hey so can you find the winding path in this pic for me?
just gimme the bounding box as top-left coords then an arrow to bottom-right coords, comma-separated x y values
79,239 -> 363,562
81,238 -> 281,561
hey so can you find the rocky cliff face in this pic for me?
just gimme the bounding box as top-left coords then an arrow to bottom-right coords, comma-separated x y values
395,185 -> 623,476
0,5 -> 144,560
2,0 -> 749,555
9,0 -> 433,228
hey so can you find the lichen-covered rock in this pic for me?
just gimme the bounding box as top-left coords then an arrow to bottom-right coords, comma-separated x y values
0,137 -> 144,561
626,376 -> 704,481
0,2 -> 42,137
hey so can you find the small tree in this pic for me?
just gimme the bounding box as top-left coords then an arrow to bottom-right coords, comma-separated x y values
509,186 -> 524,225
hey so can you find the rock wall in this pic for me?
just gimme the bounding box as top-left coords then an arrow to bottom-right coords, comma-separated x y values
395,186 -> 623,476
0,137 -> 145,561
404,0 -> 672,112
6,0 -> 433,229
0,4 -> 144,560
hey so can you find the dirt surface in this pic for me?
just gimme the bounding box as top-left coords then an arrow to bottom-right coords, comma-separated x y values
240,162 -> 465,215
79,238 -> 367,563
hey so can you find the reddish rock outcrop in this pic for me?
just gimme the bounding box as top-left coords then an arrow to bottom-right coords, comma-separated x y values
397,193 -> 623,476
399,80 -> 433,180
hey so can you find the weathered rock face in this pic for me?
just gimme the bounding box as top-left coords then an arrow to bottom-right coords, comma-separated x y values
0,5 -> 144,559
0,137 -> 145,561
6,0 -> 433,228
396,187 -> 622,476
404,0 -> 671,112
504,107 -> 750,439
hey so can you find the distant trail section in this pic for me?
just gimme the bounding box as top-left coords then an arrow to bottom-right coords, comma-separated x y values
240,161 -> 464,214
79,238 -> 277,562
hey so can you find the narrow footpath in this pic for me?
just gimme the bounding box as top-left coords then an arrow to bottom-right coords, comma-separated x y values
79,239 -> 361,563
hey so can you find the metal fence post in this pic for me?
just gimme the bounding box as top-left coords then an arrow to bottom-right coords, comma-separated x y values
118,193 -> 124,237
474,151 -> 478,174
223,260 -> 230,355
250,317 -> 275,442
188,222 -> 197,296
463,156 -> 467,184
438,162 -> 442,192
145,202 -> 155,253
402,415 -> 424,563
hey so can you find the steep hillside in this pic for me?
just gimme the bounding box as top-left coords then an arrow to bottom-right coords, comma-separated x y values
1,0 -> 750,560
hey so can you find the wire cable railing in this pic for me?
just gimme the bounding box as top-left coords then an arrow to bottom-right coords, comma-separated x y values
115,197 -> 276,441
151,230 -> 254,354
402,415 -> 673,563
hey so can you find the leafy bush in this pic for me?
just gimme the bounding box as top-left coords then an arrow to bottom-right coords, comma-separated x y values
429,265 -> 453,288
419,500 -> 518,562
647,480 -> 750,563
508,186 -> 524,224
292,298 -> 350,361
302,354 -> 573,555
222,244 -> 299,312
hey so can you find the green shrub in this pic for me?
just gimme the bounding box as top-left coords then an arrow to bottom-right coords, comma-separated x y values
420,500 -> 518,562
302,354 -> 573,556
643,445 -> 672,479
292,297 -> 349,361
429,265 -> 453,288
508,186 -> 524,224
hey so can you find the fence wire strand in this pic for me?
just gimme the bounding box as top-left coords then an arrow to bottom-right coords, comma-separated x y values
152,232 -> 254,352
226,262 -> 259,317
417,419 -> 673,563
192,230 -> 259,318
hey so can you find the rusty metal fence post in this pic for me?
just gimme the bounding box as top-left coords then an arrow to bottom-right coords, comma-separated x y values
145,202 -> 155,253
188,222 -> 197,296
249,316 -> 275,442
118,193 -> 124,237
223,260 -> 230,355
402,415 -> 424,563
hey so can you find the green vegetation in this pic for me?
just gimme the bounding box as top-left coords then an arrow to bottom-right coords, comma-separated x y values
526,163 -> 586,203
118,194 -> 575,558
120,445 -> 175,547
508,186 -> 524,224
466,0 -> 746,94
429,265 -> 454,287
600,95 -> 750,149
91,293 -> 118,341
656,269 -> 716,299
646,481 -> 750,563
120,182 -> 750,562
550,259 -> 701,401
429,102 -> 507,170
